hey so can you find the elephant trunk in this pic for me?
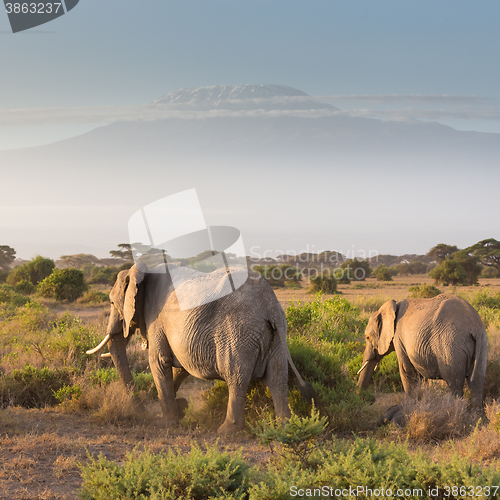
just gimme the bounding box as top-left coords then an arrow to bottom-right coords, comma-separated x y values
357,343 -> 381,390
357,359 -> 378,390
108,334 -> 134,389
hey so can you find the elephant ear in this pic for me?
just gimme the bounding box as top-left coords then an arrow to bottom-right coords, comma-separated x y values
109,269 -> 130,318
123,261 -> 148,338
377,299 -> 397,355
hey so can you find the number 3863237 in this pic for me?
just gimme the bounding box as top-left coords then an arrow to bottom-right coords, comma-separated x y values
5,3 -> 63,14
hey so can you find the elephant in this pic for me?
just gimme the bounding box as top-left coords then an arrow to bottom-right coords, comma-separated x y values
87,261 -> 315,434
357,295 -> 487,409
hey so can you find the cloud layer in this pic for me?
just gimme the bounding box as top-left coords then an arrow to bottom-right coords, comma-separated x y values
1,94 -> 499,127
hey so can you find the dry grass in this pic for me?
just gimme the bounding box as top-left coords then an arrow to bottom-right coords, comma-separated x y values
350,294 -> 392,314
384,382 -> 480,442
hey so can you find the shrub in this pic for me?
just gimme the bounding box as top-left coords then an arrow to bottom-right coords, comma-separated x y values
430,259 -> 467,286
38,268 -> 88,302
89,266 -> 119,285
0,284 -> 31,309
253,264 -> 301,288
374,265 -> 394,281
308,275 -> 337,294
399,384 -> 479,442
78,289 -> 109,304
251,406 -> 327,467
250,436 -> 500,500
287,336 -> 369,431
286,294 -> 367,342
79,443 -> 250,500
482,267 -> 500,278
339,259 -> 372,282
7,255 -> 55,286
0,364 -> 73,408
14,279 -> 36,295
397,260 -> 428,276
408,284 -> 442,298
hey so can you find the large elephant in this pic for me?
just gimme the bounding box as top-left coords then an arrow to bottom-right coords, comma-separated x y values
357,295 -> 487,408
87,262 -> 315,434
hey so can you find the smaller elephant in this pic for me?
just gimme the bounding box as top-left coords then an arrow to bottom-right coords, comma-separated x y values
357,295 -> 487,408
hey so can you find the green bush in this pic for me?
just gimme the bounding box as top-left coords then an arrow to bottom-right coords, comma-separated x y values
482,267 -> 500,278
14,279 -> 36,295
253,264 -> 301,288
374,265 -> 395,281
251,407 -> 327,467
38,268 -> 88,302
89,266 -> 119,285
0,283 -> 31,309
79,443 -> 250,500
430,259 -> 467,286
408,284 -> 443,298
250,437 -> 500,500
287,336 -> 369,431
397,260 -> 428,276
0,364 -> 73,408
79,289 -> 109,304
7,255 -> 55,286
431,252 -> 482,286
338,259 -> 373,283
53,383 -> 83,404
80,436 -> 500,500
286,294 -> 367,342
50,313 -> 101,369
308,275 -> 337,294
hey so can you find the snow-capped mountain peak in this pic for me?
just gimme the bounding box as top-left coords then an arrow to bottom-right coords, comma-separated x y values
153,84 -> 337,111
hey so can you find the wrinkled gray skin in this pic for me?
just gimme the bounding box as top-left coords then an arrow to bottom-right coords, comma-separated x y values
357,295 -> 487,409
97,262 -> 315,434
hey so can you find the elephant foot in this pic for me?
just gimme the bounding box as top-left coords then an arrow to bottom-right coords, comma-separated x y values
217,420 -> 245,435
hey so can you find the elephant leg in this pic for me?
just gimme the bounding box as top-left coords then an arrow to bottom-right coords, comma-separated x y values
262,345 -> 291,420
173,367 -> 190,393
218,382 -> 249,435
173,367 -> 190,419
466,375 -> 485,410
398,353 -> 420,397
148,332 -> 179,428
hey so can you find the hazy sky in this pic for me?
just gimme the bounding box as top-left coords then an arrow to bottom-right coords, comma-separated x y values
1,0 -> 500,259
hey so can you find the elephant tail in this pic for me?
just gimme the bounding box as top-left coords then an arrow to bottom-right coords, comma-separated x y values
469,326 -> 488,396
272,311 -> 317,403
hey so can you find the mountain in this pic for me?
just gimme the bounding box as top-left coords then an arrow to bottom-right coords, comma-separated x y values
153,84 -> 336,111
2,84 -> 500,258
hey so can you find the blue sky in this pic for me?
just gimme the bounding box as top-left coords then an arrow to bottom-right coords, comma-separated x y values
2,0 -> 500,149
1,0 -> 500,259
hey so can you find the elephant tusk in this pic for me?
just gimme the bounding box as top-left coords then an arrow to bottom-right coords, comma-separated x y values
86,334 -> 111,355
357,360 -> 370,375
101,352 -> 111,358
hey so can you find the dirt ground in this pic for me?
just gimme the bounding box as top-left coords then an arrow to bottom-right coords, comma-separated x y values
2,275 -> 500,499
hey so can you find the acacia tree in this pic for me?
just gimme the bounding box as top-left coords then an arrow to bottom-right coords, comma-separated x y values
465,238 -> 500,276
109,243 -> 133,261
0,245 -> 16,271
427,244 -> 459,264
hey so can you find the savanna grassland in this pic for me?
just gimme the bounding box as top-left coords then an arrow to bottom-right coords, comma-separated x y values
2,275 -> 500,499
